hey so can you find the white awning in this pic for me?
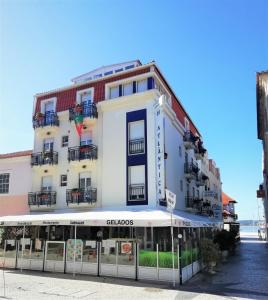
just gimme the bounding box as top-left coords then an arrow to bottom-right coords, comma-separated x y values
0,208 -> 222,228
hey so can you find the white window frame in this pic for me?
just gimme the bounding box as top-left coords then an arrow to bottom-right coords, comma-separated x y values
0,173 -> 10,194
62,136 -> 69,147
184,117 -> 190,131
60,175 -> 67,187
137,79 -> 147,93
128,120 -> 145,156
41,176 -> 52,191
76,87 -> 94,105
40,97 -> 57,114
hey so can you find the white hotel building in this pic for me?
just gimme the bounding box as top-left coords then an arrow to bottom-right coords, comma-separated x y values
0,60 -> 222,284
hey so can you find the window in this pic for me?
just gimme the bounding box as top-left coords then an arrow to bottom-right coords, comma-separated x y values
123,82 -> 133,96
62,136 -> 69,147
115,68 -> 123,73
94,74 -> 102,79
104,70 -> 113,76
184,118 -> 190,131
128,165 -> 145,201
60,175 -> 67,187
42,176 -> 52,191
137,79 -> 147,92
125,64 -> 134,70
180,180 -> 183,192
192,187 -> 195,197
81,92 -> 92,104
79,172 -> 91,189
0,173 -> 10,194
43,138 -> 54,152
110,86 -> 119,99
179,146 -> 182,157
44,101 -> 54,113
128,120 -> 145,154
80,132 -> 92,146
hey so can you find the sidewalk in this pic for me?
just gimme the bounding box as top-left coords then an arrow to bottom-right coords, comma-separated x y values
182,232 -> 268,300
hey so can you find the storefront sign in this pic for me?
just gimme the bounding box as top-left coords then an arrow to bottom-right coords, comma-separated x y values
70,221 -> 85,225
121,242 -> 132,254
106,220 -> 134,226
18,222 -> 32,226
166,189 -> 176,212
42,221 -> 59,225
155,98 -> 165,203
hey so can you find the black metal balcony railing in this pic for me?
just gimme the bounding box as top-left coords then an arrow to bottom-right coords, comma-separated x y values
28,191 -> 56,207
69,103 -> 98,121
184,162 -> 199,175
195,140 -> 207,156
68,145 -> 98,162
129,138 -> 145,154
129,184 -> 145,201
183,131 -> 198,144
31,151 -> 58,166
66,188 -> 97,205
33,111 -> 59,128
185,196 -> 194,208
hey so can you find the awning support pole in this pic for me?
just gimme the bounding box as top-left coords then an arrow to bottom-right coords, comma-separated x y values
73,225 -> 77,277
171,212 -> 175,288
21,225 -> 25,273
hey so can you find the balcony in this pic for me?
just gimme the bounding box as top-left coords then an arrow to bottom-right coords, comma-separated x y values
195,174 -> 209,187
203,190 -> 218,199
194,140 -> 207,160
33,112 -> 59,134
28,191 -> 56,210
128,184 -> 145,201
129,138 -> 145,155
68,145 -> 98,164
66,188 -> 97,207
69,103 -> 98,126
183,131 -> 198,150
257,184 -> 265,198
185,196 -> 194,208
184,162 -> 199,180
31,151 -> 58,167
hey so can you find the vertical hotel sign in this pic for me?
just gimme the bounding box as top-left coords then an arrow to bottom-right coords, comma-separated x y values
155,96 -> 165,203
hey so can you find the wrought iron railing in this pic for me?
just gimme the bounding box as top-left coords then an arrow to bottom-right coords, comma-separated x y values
184,162 -> 199,175
33,111 -> 59,128
128,184 -> 145,201
31,151 -> 58,166
66,188 -> 97,205
69,103 -> 98,121
68,145 -> 98,161
129,138 -> 145,154
28,191 -> 56,206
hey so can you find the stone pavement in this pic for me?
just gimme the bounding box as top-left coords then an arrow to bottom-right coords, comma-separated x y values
0,232 -> 267,300
182,232 -> 268,300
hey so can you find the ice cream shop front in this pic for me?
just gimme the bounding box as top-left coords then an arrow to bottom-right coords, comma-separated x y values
0,210 -> 221,284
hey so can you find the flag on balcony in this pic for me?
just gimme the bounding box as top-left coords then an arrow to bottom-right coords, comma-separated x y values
74,115 -> 83,136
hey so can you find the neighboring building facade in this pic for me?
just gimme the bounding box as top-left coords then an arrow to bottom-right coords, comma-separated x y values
0,151 -> 32,217
222,192 -> 239,240
0,60 -> 222,284
256,70 -> 268,241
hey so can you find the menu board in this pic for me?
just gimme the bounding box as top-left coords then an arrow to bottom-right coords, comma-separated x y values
67,239 -> 83,261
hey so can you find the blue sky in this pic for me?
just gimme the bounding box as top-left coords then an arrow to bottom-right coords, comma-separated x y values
0,0 -> 267,219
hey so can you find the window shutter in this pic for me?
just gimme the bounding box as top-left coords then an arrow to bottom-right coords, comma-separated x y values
119,85 -> 122,97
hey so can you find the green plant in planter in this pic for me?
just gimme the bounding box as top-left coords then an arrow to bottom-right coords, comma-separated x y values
200,238 -> 220,269
214,230 -> 236,252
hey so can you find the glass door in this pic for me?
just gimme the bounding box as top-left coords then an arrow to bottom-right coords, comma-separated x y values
44,241 -> 65,273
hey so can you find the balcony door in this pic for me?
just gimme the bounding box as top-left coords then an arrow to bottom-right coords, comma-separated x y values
80,132 -> 92,146
42,176 -> 52,191
43,138 -> 54,152
79,172 -> 91,190
81,92 -> 92,116
44,101 -> 54,124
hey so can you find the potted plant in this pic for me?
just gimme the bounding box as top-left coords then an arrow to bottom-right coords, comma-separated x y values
71,188 -> 81,197
35,112 -> 44,121
214,230 -> 236,260
200,238 -> 220,274
74,104 -> 82,113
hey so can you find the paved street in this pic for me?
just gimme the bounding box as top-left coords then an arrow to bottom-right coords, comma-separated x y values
0,232 -> 267,300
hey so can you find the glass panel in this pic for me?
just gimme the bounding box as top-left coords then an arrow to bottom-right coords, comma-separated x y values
110,86 -> 119,99
158,249 -> 178,269
18,239 -> 31,259
101,239 -> 116,264
82,240 -> 97,263
31,239 -> 45,260
66,239 -> 83,261
5,240 -> 16,258
117,241 -> 135,266
181,228 -> 192,268
139,242 -> 157,268
46,242 -> 64,261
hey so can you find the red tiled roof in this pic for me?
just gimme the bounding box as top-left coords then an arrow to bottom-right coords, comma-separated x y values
0,150 -> 32,159
222,192 -> 237,205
